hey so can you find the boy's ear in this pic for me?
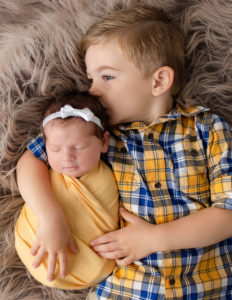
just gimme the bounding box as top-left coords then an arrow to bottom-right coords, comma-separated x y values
101,131 -> 110,153
151,66 -> 174,96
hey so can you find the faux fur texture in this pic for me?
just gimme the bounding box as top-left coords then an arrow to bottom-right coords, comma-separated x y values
0,0 -> 231,299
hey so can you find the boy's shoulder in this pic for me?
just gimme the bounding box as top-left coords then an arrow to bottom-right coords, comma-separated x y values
178,105 -> 209,116
178,105 -> 232,131
108,105 -> 231,140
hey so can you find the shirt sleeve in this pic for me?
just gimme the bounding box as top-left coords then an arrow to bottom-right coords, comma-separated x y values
27,134 -> 48,163
207,115 -> 232,209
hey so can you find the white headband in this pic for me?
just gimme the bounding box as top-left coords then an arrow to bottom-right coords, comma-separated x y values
42,105 -> 103,130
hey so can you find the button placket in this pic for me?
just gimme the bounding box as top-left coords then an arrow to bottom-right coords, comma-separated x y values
145,129 -> 163,192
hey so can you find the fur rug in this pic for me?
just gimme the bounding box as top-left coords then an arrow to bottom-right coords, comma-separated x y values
0,0 -> 231,299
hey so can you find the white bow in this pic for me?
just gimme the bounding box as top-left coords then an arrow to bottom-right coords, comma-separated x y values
42,105 -> 103,129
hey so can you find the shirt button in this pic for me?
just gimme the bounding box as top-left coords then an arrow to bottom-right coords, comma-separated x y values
120,146 -> 127,153
148,133 -> 153,140
190,135 -> 197,142
191,149 -> 198,157
154,181 -> 161,189
169,278 -> 175,285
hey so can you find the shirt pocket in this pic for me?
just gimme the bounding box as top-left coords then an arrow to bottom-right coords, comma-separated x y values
169,139 -> 210,206
111,145 -> 140,195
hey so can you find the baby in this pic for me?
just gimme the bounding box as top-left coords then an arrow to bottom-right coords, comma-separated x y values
15,91 -> 119,289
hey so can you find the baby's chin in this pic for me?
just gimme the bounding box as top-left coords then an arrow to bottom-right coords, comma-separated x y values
60,166 -> 81,178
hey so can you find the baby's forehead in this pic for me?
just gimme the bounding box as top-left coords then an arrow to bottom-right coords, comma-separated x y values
44,117 -> 96,138
44,117 -> 82,130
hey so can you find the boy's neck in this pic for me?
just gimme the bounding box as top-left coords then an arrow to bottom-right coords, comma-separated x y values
144,93 -> 174,125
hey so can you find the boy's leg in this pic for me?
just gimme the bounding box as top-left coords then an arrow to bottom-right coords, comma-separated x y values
86,287 -> 98,300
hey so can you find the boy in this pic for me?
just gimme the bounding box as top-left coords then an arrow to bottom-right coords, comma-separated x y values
17,4 -> 232,299
15,92 -> 119,289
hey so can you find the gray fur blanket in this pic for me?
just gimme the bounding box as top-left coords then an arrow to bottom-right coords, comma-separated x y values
0,0 -> 231,299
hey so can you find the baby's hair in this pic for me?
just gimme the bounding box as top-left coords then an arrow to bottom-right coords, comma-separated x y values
42,91 -> 108,139
80,3 -> 184,96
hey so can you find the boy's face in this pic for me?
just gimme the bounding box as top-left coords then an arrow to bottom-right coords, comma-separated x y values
85,39 -> 156,125
44,118 -> 108,178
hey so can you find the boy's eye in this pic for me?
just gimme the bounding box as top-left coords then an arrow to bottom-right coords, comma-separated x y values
102,75 -> 114,81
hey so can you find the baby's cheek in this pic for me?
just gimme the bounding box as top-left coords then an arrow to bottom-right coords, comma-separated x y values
49,159 -> 60,173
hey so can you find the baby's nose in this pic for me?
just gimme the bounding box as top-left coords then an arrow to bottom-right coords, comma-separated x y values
62,149 -> 74,161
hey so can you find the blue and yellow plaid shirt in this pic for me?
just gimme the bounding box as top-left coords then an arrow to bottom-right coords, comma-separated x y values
28,106 -> 232,299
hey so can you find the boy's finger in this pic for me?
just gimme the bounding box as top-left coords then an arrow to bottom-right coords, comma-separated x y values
91,231 -> 118,246
58,251 -> 67,278
116,255 -> 133,266
98,249 -> 126,260
92,241 -> 120,253
119,207 -> 138,223
47,253 -> 57,282
32,247 -> 47,268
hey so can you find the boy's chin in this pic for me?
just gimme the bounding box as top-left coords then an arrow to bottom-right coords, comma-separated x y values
108,117 -> 124,126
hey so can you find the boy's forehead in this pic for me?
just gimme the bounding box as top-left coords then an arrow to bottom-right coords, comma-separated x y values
85,39 -> 125,73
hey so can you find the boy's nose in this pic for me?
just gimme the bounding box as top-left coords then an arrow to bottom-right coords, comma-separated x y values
89,82 -> 101,97
89,85 -> 97,95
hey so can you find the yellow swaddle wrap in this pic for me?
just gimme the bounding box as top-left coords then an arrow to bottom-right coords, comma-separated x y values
15,160 -> 119,289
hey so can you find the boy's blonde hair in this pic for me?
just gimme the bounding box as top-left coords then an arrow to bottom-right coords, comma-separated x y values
80,4 -> 185,96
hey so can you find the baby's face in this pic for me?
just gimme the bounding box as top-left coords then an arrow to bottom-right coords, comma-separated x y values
44,118 -> 108,178
85,39 -> 155,125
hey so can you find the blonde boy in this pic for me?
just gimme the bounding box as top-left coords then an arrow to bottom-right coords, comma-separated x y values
17,4 -> 232,299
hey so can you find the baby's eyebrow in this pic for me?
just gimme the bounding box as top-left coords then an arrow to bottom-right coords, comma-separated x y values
46,142 -> 60,147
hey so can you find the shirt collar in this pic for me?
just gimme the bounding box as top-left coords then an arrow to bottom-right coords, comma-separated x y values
113,105 -> 209,134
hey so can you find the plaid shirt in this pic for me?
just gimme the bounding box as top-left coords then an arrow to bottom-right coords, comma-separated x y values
28,106 -> 232,299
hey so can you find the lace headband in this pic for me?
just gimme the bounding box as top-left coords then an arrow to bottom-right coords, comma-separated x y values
42,105 -> 103,130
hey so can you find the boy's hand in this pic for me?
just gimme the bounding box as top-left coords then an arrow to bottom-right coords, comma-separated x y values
31,213 -> 77,282
90,208 -> 155,266
91,207 -> 232,267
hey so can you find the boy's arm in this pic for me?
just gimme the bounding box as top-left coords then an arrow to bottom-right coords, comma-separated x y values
91,116 -> 232,265
91,206 -> 232,266
17,150 -> 77,281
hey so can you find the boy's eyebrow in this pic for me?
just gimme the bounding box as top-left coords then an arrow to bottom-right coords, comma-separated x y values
87,66 -> 120,76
